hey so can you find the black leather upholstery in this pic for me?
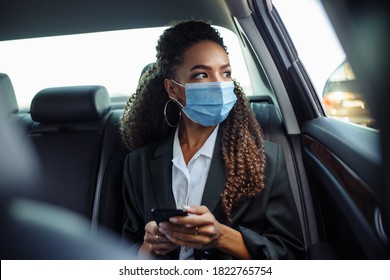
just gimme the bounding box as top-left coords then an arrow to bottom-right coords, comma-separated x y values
249,96 -> 308,250
249,96 -> 285,142
1,76 -> 131,259
91,109 -> 128,234
26,86 -> 117,222
31,85 -> 110,123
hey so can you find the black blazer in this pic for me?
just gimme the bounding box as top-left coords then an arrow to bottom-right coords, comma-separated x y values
122,129 -> 305,259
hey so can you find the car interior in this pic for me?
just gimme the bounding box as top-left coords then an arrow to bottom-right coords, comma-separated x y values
1,0 -> 389,260
2,71 -> 306,240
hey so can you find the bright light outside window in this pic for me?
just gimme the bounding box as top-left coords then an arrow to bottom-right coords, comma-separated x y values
0,26 -> 251,109
273,0 -> 375,128
273,0 -> 345,94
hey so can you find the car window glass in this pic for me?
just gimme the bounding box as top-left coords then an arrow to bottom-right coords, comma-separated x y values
273,0 -> 376,128
0,26 -> 252,110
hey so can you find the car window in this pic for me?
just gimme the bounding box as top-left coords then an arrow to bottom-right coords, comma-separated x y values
272,0 -> 377,129
0,26 -> 252,110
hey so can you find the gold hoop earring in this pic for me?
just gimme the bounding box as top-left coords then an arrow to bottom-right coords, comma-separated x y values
164,98 -> 182,127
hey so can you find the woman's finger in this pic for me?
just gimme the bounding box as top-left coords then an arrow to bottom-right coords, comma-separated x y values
168,206 -> 215,227
183,205 -> 209,215
163,228 -> 218,249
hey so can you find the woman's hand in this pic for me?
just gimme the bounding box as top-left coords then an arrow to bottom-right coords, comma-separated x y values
158,205 -> 253,259
158,205 -> 222,250
138,221 -> 179,259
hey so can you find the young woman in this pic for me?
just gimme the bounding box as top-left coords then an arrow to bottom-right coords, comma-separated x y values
120,20 -> 305,259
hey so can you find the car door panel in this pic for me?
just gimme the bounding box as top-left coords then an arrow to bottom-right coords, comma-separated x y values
302,117 -> 388,259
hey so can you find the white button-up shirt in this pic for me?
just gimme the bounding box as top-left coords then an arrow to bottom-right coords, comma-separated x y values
171,125 -> 219,259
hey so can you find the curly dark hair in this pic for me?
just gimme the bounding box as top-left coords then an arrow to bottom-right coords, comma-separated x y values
120,20 -> 266,221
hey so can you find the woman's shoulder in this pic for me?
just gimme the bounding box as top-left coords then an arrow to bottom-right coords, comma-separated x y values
125,140 -> 159,162
125,131 -> 175,162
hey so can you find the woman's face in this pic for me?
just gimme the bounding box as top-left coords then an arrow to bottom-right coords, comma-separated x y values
165,40 -> 232,106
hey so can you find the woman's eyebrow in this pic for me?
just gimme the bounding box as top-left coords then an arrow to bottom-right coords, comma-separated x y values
190,63 -> 231,71
220,63 -> 231,69
190,64 -> 211,71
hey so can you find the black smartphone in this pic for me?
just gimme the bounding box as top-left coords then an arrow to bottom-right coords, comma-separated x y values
151,208 -> 188,224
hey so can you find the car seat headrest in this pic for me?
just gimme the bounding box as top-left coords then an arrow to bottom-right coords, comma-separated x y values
30,85 -> 110,123
0,73 -> 18,118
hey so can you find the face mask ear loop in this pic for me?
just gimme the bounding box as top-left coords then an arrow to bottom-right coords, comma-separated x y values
164,97 -> 183,128
171,79 -> 185,87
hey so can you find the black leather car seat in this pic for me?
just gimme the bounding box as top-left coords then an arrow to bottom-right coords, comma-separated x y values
27,85 -> 112,219
25,85 -> 129,235
90,107 -> 129,235
249,95 -> 315,254
0,76 -> 132,259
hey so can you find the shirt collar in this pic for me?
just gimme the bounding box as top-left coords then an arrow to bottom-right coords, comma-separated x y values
198,125 -> 219,159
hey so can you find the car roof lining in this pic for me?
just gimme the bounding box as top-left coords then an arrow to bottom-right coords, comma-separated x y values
0,0 -> 236,41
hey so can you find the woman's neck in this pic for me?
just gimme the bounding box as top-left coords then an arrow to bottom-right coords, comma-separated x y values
178,120 -> 216,164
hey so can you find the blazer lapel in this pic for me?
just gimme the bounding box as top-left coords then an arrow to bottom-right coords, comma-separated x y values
149,131 -> 180,260
201,128 -> 226,213
201,128 -> 252,224
149,131 -> 177,209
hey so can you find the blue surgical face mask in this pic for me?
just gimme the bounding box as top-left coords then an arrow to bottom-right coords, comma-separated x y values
171,80 -> 237,127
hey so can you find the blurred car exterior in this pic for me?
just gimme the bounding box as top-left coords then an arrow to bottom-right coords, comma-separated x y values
322,59 -> 376,128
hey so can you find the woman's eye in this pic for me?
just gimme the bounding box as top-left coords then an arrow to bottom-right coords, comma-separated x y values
194,73 -> 207,79
223,71 -> 231,78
